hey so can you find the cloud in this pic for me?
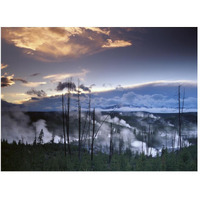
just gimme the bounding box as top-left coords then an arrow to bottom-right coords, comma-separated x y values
43,69 -> 88,82
22,81 -> 47,87
56,81 -> 76,91
2,93 -> 31,104
90,84 -> 96,88
102,39 -> 132,48
1,27 -> 132,61
85,27 -> 110,35
115,84 -> 124,91
102,83 -> 112,88
125,80 -> 197,89
30,73 -> 40,77
26,88 -> 47,97
1,63 -> 8,69
1,73 -> 15,87
13,78 -> 28,83
79,84 -> 90,92
2,80 -> 196,113
1,72 -> 46,88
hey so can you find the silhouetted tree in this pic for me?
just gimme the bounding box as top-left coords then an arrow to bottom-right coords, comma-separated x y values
78,80 -> 81,161
108,123 -> 113,164
50,132 -> 55,144
38,129 -> 44,144
33,126 -> 37,145
62,94 -> 66,156
65,78 -> 75,156
119,134 -> 124,155
87,91 -> 91,150
178,85 -> 185,150
91,108 -> 96,162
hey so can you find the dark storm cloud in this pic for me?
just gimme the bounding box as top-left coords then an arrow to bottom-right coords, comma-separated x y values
13,78 -> 28,83
30,73 -> 40,77
115,84 -> 124,90
56,81 -> 76,91
79,84 -> 90,92
1,76 -> 15,87
1,73 -> 28,87
90,84 -> 96,88
1,72 -> 46,90
31,97 -> 40,101
26,88 -> 47,97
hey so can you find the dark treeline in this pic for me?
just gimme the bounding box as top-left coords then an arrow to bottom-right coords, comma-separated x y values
1,140 -> 197,171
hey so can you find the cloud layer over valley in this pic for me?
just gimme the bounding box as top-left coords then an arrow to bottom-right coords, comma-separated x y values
2,81 -> 196,113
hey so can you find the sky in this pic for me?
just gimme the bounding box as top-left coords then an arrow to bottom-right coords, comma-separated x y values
1,27 -> 197,107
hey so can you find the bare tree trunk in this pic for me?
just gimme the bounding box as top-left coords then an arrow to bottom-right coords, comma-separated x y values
108,123 -> 113,164
118,129 -> 122,155
181,88 -> 185,148
88,91 -> 91,150
178,85 -> 181,150
81,111 -> 87,147
173,131 -> 176,151
62,94 -> 66,157
78,80 -> 81,161
66,84 -> 71,156
34,124 -> 37,145
148,124 -> 151,155
182,88 -> 185,113
91,108 -> 95,162
142,130 -> 143,154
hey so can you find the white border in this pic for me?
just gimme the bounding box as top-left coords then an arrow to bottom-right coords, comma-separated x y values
0,1 -> 199,200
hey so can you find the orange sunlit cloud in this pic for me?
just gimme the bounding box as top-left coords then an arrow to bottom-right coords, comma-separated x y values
102,39 -> 132,48
85,27 -> 110,35
21,81 -> 47,87
1,27 -> 132,61
2,92 -> 31,104
43,69 -> 89,82
1,63 -> 8,69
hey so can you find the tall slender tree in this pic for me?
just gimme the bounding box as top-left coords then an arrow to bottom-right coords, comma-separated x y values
88,91 -> 91,150
77,80 -> 81,161
62,94 -> 66,157
142,129 -> 144,154
33,124 -> 37,145
108,123 -> 113,164
91,108 -> 95,162
66,79 -> 74,156
178,85 -> 181,150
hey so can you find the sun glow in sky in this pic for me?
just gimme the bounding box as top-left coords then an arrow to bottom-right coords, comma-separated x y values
1,27 -> 197,103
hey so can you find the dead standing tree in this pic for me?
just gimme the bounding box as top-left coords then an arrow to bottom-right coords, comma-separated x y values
87,91 -> 91,150
91,108 -> 96,162
178,85 -> 181,150
65,79 -> 76,156
90,106 -> 121,163
77,80 -> 81,161
82,85 -> 92,151
108,123 -> 113,165
177,85 -> 185,150
62,94 -> 67,157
